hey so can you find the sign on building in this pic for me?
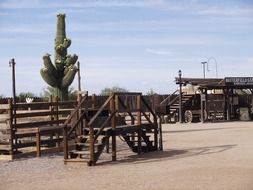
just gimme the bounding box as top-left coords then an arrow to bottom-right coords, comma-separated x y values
225,77 -> 253,86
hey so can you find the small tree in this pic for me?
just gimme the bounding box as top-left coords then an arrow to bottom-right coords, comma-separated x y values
99,86 -> 128,96
40,86 -> 77,101
146,88 -> 156,95
17,92 -> 36,102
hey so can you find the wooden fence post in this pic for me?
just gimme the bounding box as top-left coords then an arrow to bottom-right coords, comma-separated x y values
92,94 -> 96,110
89,123 -> 95,166
137,95 -> 142,154
63,126 -> 68,161
8,99 -> 14,159
36,131 -> 41,157
110,93 -> 116,161
158,117 -> 163,151
153,113 -> 158,150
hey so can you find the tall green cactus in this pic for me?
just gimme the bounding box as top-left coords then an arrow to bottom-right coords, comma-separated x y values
40,13 -> 78,101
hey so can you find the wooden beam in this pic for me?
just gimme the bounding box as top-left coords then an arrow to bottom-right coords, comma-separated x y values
36,132 -> 41,157
0,104 -> 10,109
110,94 -> 116,161
137,95 -> 142,154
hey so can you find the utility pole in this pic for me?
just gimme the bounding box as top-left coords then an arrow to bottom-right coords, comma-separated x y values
201,61 -> 207,79
9,59 -> 16,104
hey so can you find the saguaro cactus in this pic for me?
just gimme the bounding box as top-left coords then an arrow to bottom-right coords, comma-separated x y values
40,13 -> 78,100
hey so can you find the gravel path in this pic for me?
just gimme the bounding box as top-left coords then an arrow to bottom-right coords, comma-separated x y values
1,121 -> 253,190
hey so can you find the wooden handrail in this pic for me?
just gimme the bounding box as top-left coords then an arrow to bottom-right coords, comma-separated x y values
160,89 -> 179,105
117,96 -> 135,121
93,111 -> 116,142
169,95 -> 179,106
140,96 -> 156,119
88,94 -> 114,126
63,94 -> 87,128
67,111 -> 88,136
141,111 -> 153,124
13,100 -> 77,108
113,92 -> 142,96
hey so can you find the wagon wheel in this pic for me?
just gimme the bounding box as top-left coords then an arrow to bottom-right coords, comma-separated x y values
184,110 -> 193,123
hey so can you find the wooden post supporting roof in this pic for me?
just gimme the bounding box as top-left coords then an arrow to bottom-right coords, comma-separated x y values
226,89 -> 231,121
200,89 -> 205,123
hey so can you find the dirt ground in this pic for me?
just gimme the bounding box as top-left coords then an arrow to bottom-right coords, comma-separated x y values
1,121 -> 253,190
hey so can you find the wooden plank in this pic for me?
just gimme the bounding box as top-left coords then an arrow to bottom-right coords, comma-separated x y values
14,132 -> 37,138
58,101 -> 77,107
0,104 -> 10,109
13,102 -> 51,109
13,138 -> 63,149
13,119 -> 65,129
13,102 -> 72,110
114,92 -> 142,96
12,146 -> 63,159
0,155 -> 13,160
14,125 -> 63,138
14,110 -> 70,118
38,125 -> 63,132
0,144 -> 11,150
0,114 -> 9,120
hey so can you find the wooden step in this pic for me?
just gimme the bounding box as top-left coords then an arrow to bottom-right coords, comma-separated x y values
69,150 -> 89,159
64,158 -> 89,164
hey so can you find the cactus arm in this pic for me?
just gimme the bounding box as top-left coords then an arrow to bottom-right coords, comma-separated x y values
63,38 -> 71,48
55,39 -> 71,55
64,54 -> 78,67
55,58 -> 65,71
40,68 -> 58,87
43,54 -> 57,75
55,44 -> 64,54
61,65 -> 78,88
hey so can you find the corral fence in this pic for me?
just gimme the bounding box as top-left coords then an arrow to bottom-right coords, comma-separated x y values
0,94 -> 169,159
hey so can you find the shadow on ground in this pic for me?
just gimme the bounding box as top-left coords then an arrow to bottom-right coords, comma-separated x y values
97,144 -> 237,166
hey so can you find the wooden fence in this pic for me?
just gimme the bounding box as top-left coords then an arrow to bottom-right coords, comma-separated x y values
0,94 -> 169,160
0,99 -> 77,159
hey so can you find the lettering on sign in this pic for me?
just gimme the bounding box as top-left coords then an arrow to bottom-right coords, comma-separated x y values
225,77 -> 253,86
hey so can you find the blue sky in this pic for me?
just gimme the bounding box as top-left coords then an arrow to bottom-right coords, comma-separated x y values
0,0 -> 253,96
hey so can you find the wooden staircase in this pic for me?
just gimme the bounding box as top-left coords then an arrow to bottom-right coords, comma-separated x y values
63,92 -> 162,166
169,94 -> 194,117
156,91 -> 195,123
66,131 -> 110,165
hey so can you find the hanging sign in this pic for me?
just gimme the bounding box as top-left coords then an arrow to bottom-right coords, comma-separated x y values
225,77 -> 253,86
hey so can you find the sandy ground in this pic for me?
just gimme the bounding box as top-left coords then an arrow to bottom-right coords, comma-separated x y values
1,121 -> 253,190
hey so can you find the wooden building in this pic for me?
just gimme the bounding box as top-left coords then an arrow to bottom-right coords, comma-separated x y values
172,77 -> 253,122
